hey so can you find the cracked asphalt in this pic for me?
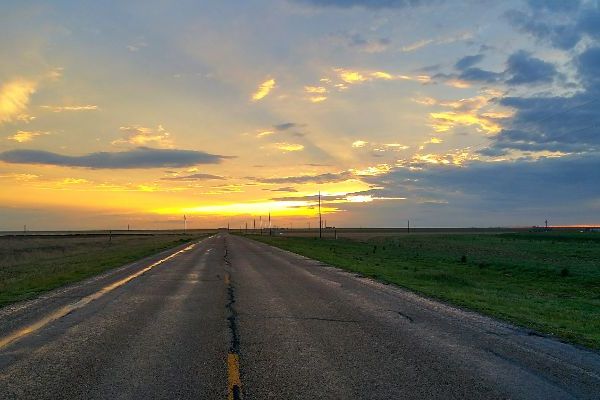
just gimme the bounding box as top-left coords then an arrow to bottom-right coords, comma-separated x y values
0,233 -> 599,399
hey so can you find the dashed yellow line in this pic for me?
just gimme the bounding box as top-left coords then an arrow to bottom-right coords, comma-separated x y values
227,352 -> 243,400
0,243 -> 197,350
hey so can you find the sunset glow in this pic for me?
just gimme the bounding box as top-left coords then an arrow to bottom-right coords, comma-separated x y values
1,1 -> 599,229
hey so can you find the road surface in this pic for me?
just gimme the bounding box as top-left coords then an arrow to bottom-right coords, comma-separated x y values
0,233 -> 599,399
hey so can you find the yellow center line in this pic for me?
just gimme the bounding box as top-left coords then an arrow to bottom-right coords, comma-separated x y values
227,352 -> 243,400
0,243 -> 198,350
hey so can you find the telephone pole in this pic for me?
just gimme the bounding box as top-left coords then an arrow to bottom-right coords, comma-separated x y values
269,212 -> 272,236
407,219 -> 410,234
183,215 -> 187,233
318,191 -> 322,239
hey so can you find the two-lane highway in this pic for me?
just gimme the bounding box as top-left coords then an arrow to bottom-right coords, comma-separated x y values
0,233 -> 599,399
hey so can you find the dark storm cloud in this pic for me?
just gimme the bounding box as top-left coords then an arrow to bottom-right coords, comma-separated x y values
453,50 -> 557,85
364,155 -> 600,208
161,173 -> 225,181
482,46 -> 600,155
454,54 -> 484,70
0,147 -> 230,169
506,1 -> 599,50
293,0 -> 437,9
505,50 -> 558,85
458,67 -> 502,83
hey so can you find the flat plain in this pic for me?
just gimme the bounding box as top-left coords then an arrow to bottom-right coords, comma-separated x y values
0,232 -> 210,307
249,230 -> 600,349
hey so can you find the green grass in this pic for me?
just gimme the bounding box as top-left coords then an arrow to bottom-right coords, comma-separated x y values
248,232 -> 600,350
0,233 -> 207,307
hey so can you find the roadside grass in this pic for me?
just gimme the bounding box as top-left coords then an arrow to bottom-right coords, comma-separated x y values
248,232 -> 600,350
0,233 -> 206,307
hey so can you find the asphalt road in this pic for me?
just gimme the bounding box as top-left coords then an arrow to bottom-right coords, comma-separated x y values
0,233 -> 599,399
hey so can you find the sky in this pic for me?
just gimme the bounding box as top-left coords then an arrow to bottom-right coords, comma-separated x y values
1,0 -> 599,230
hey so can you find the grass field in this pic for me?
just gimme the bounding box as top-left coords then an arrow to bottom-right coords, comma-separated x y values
249,232 -> 600,349
0,233 -> 208,307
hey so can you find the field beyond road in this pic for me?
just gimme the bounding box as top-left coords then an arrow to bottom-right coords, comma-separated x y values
249,232 -> 600,349
0,233 -> 208,307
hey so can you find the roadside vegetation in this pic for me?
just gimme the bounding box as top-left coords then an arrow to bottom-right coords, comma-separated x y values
249,232 -> 600,350
0,233 -> 206,307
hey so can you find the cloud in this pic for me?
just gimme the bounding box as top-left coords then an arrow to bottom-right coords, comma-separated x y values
293,0 -> 437,9
274,142 -> 304,151
401,31 -> 473,52
265,186 -> 298,192
346,34 -> 390,53
505,1 -> 600,50
419,155 -> 600,203
352,140 -> 368,148
274,122 -> 302,131
451,50 -> 557,86
253,171 -> 353,184
454,54 -> 485,70
576,46 -> 600,90
251,78 -> 276,101
483,46 -> 600,155
161,173 -> 224,181
304,86 -> 328,102
256,130 -> 274,138
41,105 -> 98,112
0,79 -> 37,124
112,125 -> 173,148
527,0 -> 581,13
504,50 -> 557,85
334,68 -> 431,85
417,93 -> 510,135
7,130 -> 49,143
457,67 -> 502,83
0,147 -> 229,169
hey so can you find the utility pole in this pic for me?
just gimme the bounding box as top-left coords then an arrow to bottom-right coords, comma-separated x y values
545,219 -> 548,230
269,212 -> 272,236
227,222 -> 230,231
318,191 -> 322,239
183,215 -> 187,233
253,219 -> 256,233
407,219 -> 410,234
260,216 -> 263,235
245,222 -> 248,234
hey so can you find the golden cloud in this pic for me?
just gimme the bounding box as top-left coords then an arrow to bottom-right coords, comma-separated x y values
0,79 -> 37,124
252,78 -> 276,101
333,68 -> 431,87
41,105 -> 98,112
7,130 -> 49,143
274,142 -> 304,152
304,86 -> 328,103
112,125 -> 173,148
352,140 -> 368,148
256,130 -> 274,138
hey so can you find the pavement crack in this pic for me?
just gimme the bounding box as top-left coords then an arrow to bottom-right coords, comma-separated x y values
223,237 -> 242,399
388,310 -> 414,323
